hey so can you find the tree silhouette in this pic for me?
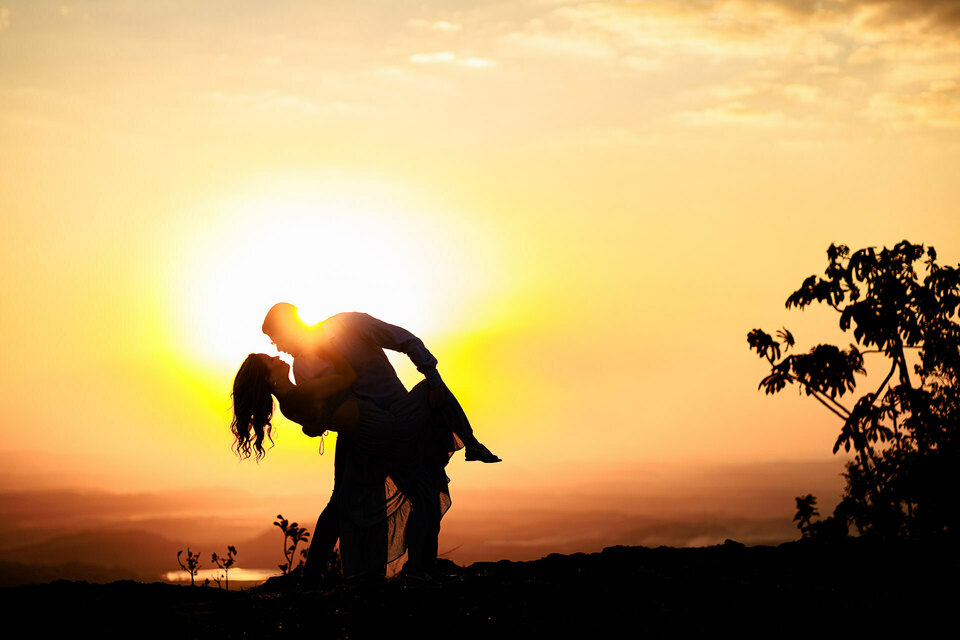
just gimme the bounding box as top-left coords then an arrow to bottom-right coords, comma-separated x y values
749,241 -> 960,539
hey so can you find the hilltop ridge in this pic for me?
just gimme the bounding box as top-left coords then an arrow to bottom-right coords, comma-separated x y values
3,537 -> 956,638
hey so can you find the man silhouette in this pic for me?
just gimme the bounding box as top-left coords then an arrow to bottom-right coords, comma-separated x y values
262,303 -> 499,584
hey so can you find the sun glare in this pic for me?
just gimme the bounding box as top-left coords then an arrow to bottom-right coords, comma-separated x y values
170,175 -> 495,370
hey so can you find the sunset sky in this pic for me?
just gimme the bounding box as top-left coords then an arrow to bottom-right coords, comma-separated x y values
2,0 -> 960,554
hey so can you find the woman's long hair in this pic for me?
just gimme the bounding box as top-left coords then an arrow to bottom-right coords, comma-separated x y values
231,353 -> 275,461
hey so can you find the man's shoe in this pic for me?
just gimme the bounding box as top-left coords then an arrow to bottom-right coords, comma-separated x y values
464,444 -> 502,463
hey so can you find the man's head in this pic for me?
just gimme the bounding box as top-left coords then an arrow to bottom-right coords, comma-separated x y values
262,302 -> 306,355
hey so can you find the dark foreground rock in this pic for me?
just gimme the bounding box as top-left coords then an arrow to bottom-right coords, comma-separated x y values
2,538 -> 957,638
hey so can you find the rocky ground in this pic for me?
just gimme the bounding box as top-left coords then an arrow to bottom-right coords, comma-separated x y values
2,538 -> 957,638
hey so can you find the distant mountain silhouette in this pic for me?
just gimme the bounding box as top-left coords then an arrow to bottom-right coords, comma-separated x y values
0,530 -> 182,577
0,524 -> 317,586
0,488 -> 257,524
0,460 -> 849,585
0,512 -> 805,587
0,560 -> 138,587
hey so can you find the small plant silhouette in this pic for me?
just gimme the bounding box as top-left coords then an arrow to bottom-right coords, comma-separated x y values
794,494 -> 820,537
274,514 -> 310,575
325,546 -> 342,579
177,547 -> 202,586
212,545 -> 238,590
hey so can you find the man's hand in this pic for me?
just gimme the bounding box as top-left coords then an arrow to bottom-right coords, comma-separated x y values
429,385 -> 447,408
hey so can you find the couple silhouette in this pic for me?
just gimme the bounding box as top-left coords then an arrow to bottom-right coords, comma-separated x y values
231,303 -> 500,585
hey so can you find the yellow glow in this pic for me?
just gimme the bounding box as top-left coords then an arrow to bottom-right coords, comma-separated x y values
3,0 -> 960,508
169,174 -> 497,369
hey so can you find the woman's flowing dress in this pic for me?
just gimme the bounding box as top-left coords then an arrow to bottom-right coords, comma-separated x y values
333,381 -> 462,577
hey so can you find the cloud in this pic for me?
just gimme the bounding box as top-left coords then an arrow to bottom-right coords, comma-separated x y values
810,65 -> 841,75
525,1 -> 847,63
673,101 -> 788,128
622,54 -> 665,72
730,0 -> 960,32
849,38 -> 960,66
502,1 -> 960,70
407,19 -> 462,32
864,80 -> 960,128
684,81 -> 827,125
410,51 -> 456,64
782,83 -> 823,103
0,7 -> 10,31
503,30 -> 618,61
501,1 -> 959,131
714,81 -> 821,103
409,51 -> 496,69
849,0 -> 960,32
194,90 -> 371,117
463,56 -> 495,68
531,125 -> 653,150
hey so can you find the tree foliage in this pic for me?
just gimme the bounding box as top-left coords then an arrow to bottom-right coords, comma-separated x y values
748,241 -> 960,539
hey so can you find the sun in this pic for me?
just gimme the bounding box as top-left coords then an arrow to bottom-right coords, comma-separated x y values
172,176 -> 459,369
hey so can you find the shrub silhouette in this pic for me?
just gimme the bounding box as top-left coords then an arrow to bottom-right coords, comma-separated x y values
749,241 -> 960,539
325,545 -> 342,580
212,546 -> 237,590
274,514 -> 310,575
177,548 -> 202,586
794,494 -> 819,538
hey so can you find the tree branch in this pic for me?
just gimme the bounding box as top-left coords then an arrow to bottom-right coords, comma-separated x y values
823,393 -> 852,417
873,360 -> 898,403
860,346 -> 921,355
897,349 -> 913,389
782,372 -> 852,418
807,390 -> 852,420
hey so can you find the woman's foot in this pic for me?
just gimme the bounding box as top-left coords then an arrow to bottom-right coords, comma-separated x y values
465,443 -> 501,463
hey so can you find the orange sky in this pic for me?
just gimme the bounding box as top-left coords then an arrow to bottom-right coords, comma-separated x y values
2,0 -> 960,516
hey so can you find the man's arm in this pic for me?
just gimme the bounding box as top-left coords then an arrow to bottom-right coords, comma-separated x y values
346,312 -> 444,389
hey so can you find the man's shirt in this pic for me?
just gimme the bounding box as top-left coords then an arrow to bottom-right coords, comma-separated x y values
292,312 -> 443,410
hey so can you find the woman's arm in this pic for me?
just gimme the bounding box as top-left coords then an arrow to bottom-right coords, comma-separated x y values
289,370 -> 355,404
274,373 -> 352,436
280,338 -> 357,404
275,340 -> 356,429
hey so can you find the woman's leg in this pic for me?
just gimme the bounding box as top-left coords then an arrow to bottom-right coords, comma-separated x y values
428,383 -> 500,462
432,385 -> 479,448
302,495 -> 339,587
